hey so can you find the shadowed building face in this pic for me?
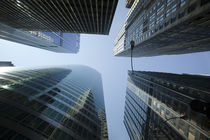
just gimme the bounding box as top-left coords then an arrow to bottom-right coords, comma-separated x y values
124,70 -> 210,140
0,0 -> 118,35
0,65 -> 108,140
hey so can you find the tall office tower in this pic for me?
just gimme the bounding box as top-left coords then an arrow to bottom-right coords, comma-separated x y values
114,0 -> 210,57
0,22 -> 80,53
0,65 -> 108,140
0,0 -> 118,35
0,61 -> 14,67
124,70 -> 210,140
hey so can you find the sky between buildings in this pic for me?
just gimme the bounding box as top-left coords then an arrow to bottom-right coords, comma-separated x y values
0,0 -> 210,139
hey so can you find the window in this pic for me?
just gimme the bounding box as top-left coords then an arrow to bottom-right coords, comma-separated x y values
165,21 -> 169,27
5,106 -> 21,119
49,110 -> 58,119
188,126 -> 196,140
37,121 -> 49,132
201,0 -> 210,6
57,130 -> 69,139
15,112 -> 28,120
172,100 -> 179,112
44,125 -> 55,136
30,118 -> 42,129
178,120 -> 185,135
43,108 -> 53,116
22,115 -> 36,126
171,16 -> 176,23
178,11 -> 185,19
31,102 -> 42,111
0,129 -> 17,139
165,109 -> 171,119
188,3 -> 197,14
190,111 -> 197,125
180,0 -> 186,7
55,113 -> 64,122
65,119 -> 73,129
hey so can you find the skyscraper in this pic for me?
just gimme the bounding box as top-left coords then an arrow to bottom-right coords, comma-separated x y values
0,65 -> 108,140
0,0 -> 118,35
114,0 -> 210,57
124,70 -> 210,140
0,22 -> 80,53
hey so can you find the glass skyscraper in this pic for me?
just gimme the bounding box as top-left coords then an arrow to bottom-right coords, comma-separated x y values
0,22 -> 80,53
0,0 -> 118,35
0,0 -> 119,53
124,70 -> 210,140
114,0 -> 210,57
0,65 -> 108,140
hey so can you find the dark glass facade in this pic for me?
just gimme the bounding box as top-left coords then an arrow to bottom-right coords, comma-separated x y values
124,71 -> 210,140
0,0 -> 118,35
0,61 -> 14,67
0,66 -> 108,140
126,0 -> 135,8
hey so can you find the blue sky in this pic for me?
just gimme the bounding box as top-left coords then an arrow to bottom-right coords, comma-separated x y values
0,0 -> 210,139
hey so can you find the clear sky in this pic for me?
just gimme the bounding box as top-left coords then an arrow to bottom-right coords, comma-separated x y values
0,0 -> 210,139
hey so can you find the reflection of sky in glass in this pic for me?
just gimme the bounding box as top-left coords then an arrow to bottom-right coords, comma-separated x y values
61,65 -> 105,110
43,32 -> 80,53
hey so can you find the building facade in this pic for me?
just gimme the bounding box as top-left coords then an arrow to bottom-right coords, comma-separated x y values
0,0 -> 118,35
126,0 -> 135,8
32,31 -> 80,53
0,22 -> 80,53
124,70 -> 210,140
0,65 -> 108,140
0,61 -> 14,67
114,0 -> 210,57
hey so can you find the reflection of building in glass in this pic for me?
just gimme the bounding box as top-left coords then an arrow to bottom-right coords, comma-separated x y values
0,0 -> 118,35
32,32 -> 80,53
0,22 -> 80,53
0,65 -> 108,140
114,0 -> 210,57
124,70 -> 210,140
